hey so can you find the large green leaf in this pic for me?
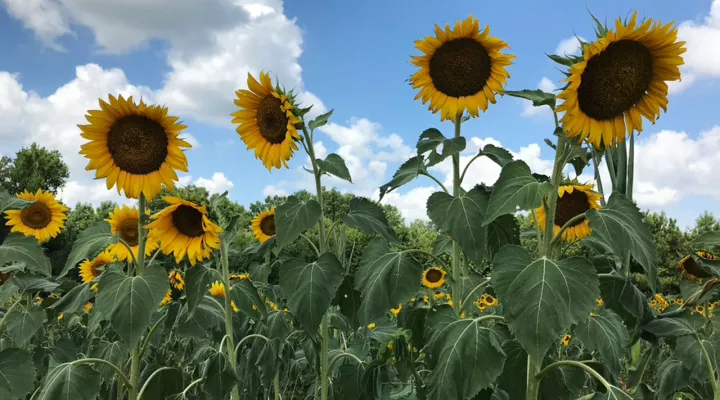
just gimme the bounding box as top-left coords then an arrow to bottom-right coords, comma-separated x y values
341,197 -> 399,243
176,297 -> 224,339
504,89 -> 556,109
690,231 -> 720,249
202,351 -> 238,399
0,191 -> 30,213
0,347 -> 35,399
5,304 -> 45,346
92,340 -> 128,380
477,143 -> 513,167
483,161 -> 553,226
275,195 -> 322,249
8,272 -> 59,293
334,274 -> 362,328
183,264 -> 216,319
598,274 -> 653,328
378,156 -> 426,200
486,214 -> 520,260
586,193 -> 658,290
230,278 -> 265,320
423,307 -> 505,400
60,222 -> 117,278
641,311 -> 705,337
280,252 -> 344,332
416,128 -> 466,167
354,238 -> 424,324
655,359 -> 690,399
427,186 -> 489,265
95,265 -> 169,347
139,366 -> 184,400
0,234 -> 52,276
590,387 -> 633,400
50,283 -> 91,314
497,340 -> 527,399
49,338 -> 79,364
317,153 -> 352,183
37,362 -> 101,400
492,245 -> 599,360
674,336 -> 715,381
575,308 -> 628,375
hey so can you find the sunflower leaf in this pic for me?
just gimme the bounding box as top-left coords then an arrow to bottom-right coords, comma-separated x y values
426,186 -> 489,265
37,362 -> 101,400
49,283 -> 92,314
483,160 -> 553,226
546,53 -> 575,67
280,252 -> 344,332
0,348 -> 36,399
655,359 -> 691,399
184,265 -> 216,319
275,195 -> 322,249
492,245 -> 599,361
504,89 -> 556,109
691,232 -> 720,249
230,278 -> 265,320
61,221 -> 117,278
598,274 -> 653,329
641,310 -> 705,337
354,238 -> 424,325
7,272 -> 60,293
487,214 -> 521,260
674,336 -> 715,381
316,153 -> 352,183
478,143 -> 514,167
423,306 -> 506,400
586,193 -> 659,291
416,128 -> 466,168
0,191 -> 31,214
575,308 -> 628,375
0,234 -> 52,277
4,304 -> 45,346
378,156 -> 427,201
341,197 -> 399,243
308,109 -> 334,131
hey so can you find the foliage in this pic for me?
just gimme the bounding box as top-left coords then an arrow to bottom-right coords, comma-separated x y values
0,143 -> 69,195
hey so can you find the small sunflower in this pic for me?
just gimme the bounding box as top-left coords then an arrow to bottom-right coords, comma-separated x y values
105,205 -> 159,261
57,314 -> 64,321
596,298 -> 604,307
209,281 -> 226,298
533,184 -> 603,242
562,335 -> 572,347
696,306 -> 706,316
5,189 -> 68,243
677,299 -> 685,306
83,303 -> 94,313
367,323 -> 377,330
679,252 -> 714,281
91,283 -> 99,293
160,289 -> 173,306
433,292 -> 446,301
556,12 -> 686,149
231,72 -> 302,170
232,301 -> 240,313
79,251 -> 116,284
169,270 -> 185,291
251,207 -> 276,244
230,273 -> 250,281
410,15 -> 515,121
391,305 -> 403,317
79,95 -> 191,200
422,267 -> 447,289
145,196 -> 222,266
482,295 -> 498,307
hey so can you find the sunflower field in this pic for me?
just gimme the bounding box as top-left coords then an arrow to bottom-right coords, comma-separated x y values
0,10 -> 718,400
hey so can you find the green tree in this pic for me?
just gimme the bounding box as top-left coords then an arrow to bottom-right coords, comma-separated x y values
0,143 -> 69,194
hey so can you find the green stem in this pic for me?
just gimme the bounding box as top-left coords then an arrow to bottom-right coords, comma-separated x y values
591,152 -> 607,207
420,172 -> 449,194
474,315 -> 504,323
616,140 -> 628,196
627,133 -> 635,201
541,135 -> 567,256
400,249 -> 450,269
128,195 -> 149,400
697,334 -> 720,399
300,234 -> 320,257
451,114 -> 463,310
526,356 -> 542,400
137,195 -> 148,274
535,360 -> 613,391
138,314 -> 167,360
137,367 -> 173,400
274,372 -> 282,400
220,241 -> 240,400
460,152 -> 483,184
458,279 -> 492,315
234,333 -> 273,355
0,297 -> 23,334
181,378 -> 204,397
604,151 -> 617,190
118,238 -> 139,268
327,352 -> 365,372
548,213 -> 586,248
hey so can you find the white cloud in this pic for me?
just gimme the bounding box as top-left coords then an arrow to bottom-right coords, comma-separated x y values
193,172 -> 234,194
177,175 -> 193,187
182,133 -> 201,149
521,77 -> 557,118
554,36 -> 585,56
1,0 -> 71,50
380,186 -> 436,223
57,181 -> 134,208
677,0 -> 720,86
263,180 -> 289,197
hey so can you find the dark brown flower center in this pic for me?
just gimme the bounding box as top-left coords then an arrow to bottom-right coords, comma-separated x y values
119,218 -> 139,246
577,40 -> 654,120
683,257 -> 713,279
260,214 -> 276,236
554,190 -> 591,227
425,268 -> 443,283
107,115 -> 169,174
429,38 -> 491,98
257,96 -> 289,144
91,260 -> 108,278
172,205 -> 205,238
20,202 -> 52,229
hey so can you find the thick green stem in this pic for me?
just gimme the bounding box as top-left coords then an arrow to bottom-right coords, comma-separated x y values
136,195 -> 148,274
591,152 -> 607,207
274,372 -> 282,400
535,360 -> 613,390
525,357 -> 542,400
615,140 -> 628,196
220,242 -> 240,400
627,133 -> 635,201
451,114 -> 463,309
128,195 -> 149,400
137,367 -> 173,400
128,348 -> 141,400
698,335 -> 720,399
541,138 -> 568,256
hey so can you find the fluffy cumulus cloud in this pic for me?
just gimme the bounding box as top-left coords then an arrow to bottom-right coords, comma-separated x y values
675,0 -> 720,93
193,172 -> 234,194
521,77 -> 558,118
554,36 -> 585,56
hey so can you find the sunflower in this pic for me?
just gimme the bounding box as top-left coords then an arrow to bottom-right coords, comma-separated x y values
679,252 -> 715,281
231,72 -> 302,170
556,12 -> 686,149
251,207 -> 276,243
562,335 -> 572,347
696,306 -> 706,316
391,305 -> 403,317
79,251 -> 116,284
160,289 -> 173,306
266,300 -> 279,311
596,298 -> 604,307
482,295 -> 498,307
169,270 -> 185,291
534,184 -> 603,242
209,281 -> 226,298
105,205 -> 159,261
367,323 -> 377,331
145,196 -> 222,266
83,303 -> 94,313
422,267 -> 447,289
5,189 -> 68,243
229,273 -> 250,281
409,15 -> 515,121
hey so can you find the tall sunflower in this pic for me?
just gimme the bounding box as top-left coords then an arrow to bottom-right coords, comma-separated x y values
105,205 -> 158,261
534,184 -> 603,242
145,196 -> 222,266
79,251 -> 116,284
679,252 -> 716,281
231,72 -> 302,171
422,267 -> 447,289
5,189 -> 68,243
251,207 -> 276,243
410,15 -> 515,121
556,12 -> 686,149
79,95 -> 192,200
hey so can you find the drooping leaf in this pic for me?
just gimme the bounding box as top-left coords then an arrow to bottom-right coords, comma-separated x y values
575,308 -> 628,375
674,336 -> 715,381
61,222 -> 117,278
483,161 -> 553,226
691,232 -> 720,249
48,338 -> 79,364
0,191 -> 31,214
202,351 -> 238,399
275,195 -> 322,249
0,234 -> 52,277
655,359 -> 691,399
477,144 -> 513,167
50,283 -> 91,314
230,278 -> 265,320
5,304 -> 45,346
486,215 -> 520,260
334,274 -> 362,328
184,264 -> 216,319
492,245 -> 599,360
0,347 -> 36,399
308,109 -> 333,131
378,156 -> 427,200
341,197 -> 399,243
423,306 -> 506,400
598,274 -> 652,328
280,252 -> 344,332
540,362 -> 586,400
586,193 -> 658,290
416,128 -> 446,154
266,310 -> 292,341
8,272 -> 59,293
427,186 -> 489,265
590,386 -> 633,400
95,265 -> 169,347
641,311 -> 705,337
497,340 -> 527,399
317,153 -> 352,183
37,362 -> 101,400
432,234 -> 452,256
627,347 -> 657,391
139,366 -> 184,400
92,340 -> 129,380
504,89 -> 556,109
176,297 -> 224,339
354,238 -> 424,324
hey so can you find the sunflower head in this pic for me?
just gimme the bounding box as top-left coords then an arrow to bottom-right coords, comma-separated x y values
231,72 -> 303,171
410,15 -> 515,121
209,281 -> 226,298
534,184 -> 603,242
105,205 -> 159,261
556,12 -> 686,150
229,273 -> 250,281
251,207 -> 276,244
390,304 -> 403,317
482,295 -> 498,307
5,189 -> 69,243
146,196 -> 223,266
562,335 -> 572,347
79,95 -> 192,199
422,267 -> 447,289
367,323 -> 377,330
79,251 -> 116,284
160,289 -> 173,306
596,298 -> 604,307
679,254 -> 713,281
169,270 -> 185,291
83,302 -> 94,313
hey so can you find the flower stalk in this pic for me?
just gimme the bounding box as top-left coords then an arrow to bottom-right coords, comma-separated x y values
451,114 -> 463,309
128,194 -> 148,400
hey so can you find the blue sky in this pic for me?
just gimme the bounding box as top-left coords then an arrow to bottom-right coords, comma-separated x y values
1,0 -> 719,229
